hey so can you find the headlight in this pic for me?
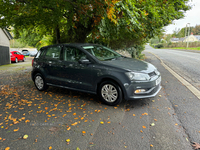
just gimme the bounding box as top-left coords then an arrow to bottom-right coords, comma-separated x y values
125,72 -> 150,81
155,69 -> 160,75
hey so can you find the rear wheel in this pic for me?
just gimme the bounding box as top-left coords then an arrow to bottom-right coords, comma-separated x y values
15,58 -> 18,63
34,73 -> 48,91
98,81 -> 123,106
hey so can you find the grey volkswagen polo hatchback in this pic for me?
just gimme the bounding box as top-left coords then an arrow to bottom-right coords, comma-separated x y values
31,43 -> 161,106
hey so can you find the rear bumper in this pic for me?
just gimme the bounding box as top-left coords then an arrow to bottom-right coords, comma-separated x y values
11,57 -> 15,61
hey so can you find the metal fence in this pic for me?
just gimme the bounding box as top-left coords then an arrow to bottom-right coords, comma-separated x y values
0,46 -> 10,66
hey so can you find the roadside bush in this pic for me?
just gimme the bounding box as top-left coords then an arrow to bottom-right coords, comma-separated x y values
154,43 -> 164,48
163,41 -> 200,48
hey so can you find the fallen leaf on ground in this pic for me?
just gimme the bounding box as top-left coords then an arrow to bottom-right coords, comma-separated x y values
142,126 -> 146,129
100,121 -> 104,124
142,113 -> 148,115
192,142 -> 200,149
5,147 -> 10,150
25,120 -> 30,123
23,134 -> 28,139
82,131 -> 86,134
66,139 -> 70,142
49,127 -> 59,132
71,122 -> 78,126
14,128 -> 19,132
49,146 -> 52,150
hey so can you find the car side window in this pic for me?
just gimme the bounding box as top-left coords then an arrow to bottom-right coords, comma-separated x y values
63,46 -> 87,62
45,46 -> 61,59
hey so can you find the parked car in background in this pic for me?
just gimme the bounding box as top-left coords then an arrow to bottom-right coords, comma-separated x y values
22,49 -> 30,56
10,51 -> 25,63
30,49 -> 38,57
31,43 -> 161,106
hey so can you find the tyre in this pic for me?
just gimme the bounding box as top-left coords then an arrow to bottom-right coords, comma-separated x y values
34,73 -> 48,91
15,58 -> 18,63
98,81 -> 123,106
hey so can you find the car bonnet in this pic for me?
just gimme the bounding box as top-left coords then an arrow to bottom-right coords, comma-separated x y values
101,57 -> 156,73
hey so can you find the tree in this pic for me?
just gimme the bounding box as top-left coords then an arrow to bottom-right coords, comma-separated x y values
192,25 -> 200,35
0,0 -> 191,51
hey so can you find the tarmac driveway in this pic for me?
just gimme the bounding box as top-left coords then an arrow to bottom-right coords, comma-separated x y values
0,55 -> 194,150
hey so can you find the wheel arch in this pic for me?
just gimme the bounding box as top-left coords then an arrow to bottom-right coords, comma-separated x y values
96,77 -> 126,99
31,69 -> 46,81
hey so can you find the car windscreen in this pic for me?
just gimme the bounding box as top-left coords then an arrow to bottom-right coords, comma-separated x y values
82,45 -> 121,61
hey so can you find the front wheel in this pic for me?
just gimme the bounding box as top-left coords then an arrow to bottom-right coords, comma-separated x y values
34,73 -> 48,91
98,81 -> 123,106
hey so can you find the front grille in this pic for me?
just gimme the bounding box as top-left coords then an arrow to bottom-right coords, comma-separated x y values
148,71 -> 157,77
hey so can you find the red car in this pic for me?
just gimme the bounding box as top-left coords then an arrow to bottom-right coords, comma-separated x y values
10,51 -> 25,63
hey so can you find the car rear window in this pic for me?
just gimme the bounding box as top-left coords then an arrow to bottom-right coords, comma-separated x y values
44,46 -> 61,59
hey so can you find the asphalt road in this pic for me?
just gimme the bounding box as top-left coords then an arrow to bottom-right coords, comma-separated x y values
0,52 -> 199,150
144,45 -> 200,91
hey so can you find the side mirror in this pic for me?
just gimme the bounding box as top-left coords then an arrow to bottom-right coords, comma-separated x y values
78,58 -> 91,64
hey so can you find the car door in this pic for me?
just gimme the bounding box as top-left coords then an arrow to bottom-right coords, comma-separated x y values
17,52 -> 23,60
42,45 -> 63,85
14,52 -> 20,60
58,46 -> 94,91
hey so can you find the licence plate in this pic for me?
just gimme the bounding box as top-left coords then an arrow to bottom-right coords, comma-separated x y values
156,77 -> 161,85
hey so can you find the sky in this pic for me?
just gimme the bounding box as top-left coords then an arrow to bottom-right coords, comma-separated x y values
165,0 -> 200,34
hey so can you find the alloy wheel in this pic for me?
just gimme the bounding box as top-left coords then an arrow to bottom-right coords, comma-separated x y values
101,84 -> 118,102
35,76 -> 44,90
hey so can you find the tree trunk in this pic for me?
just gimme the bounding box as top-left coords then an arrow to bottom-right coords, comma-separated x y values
55,25 -> 61,44
66,18 -> 94,43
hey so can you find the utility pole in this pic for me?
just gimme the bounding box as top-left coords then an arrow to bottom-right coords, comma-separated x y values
186,23 -> 190,49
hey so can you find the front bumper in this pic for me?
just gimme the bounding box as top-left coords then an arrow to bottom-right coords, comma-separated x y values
124,76 -> 162,100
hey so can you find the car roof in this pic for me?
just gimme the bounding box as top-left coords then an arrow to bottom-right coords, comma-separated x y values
41,43 -> 100,49
11,51 -> 20,53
